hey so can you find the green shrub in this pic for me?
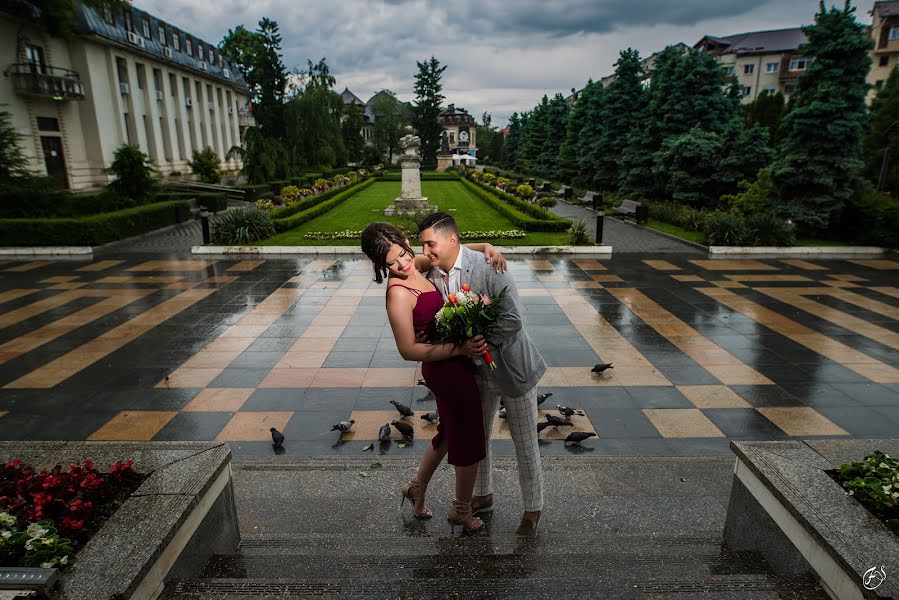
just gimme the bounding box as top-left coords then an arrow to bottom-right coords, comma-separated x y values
840,187 -> 899,248
107,144 -> 155,200
460,179 -> 569,232
0,187 -> 141,218
537,196 -> 557,208
272,179 -> 377,232
568,218 -> 591,245
464,178 -> 565,223
188,147 -> 222,184
212,207 -> 275,245
745,212 -> 796,246
0,201 -> 190,246
834,451 -> 899,535
644,201 -> 705,231
515,184 -> 535,200
722,168 -> 776,217
270,177 -> 371,220
702,212 -> 752,246
194,192 -> 228,214
235,184 -> 270,204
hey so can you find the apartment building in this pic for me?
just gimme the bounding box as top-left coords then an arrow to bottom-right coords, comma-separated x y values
694,28 -> 809,103
868,0 -> 899,100
1,2 -> 252,190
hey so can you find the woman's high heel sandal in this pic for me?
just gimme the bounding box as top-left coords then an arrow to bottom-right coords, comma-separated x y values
447,498 -> 485,534
399,477 -> 433,519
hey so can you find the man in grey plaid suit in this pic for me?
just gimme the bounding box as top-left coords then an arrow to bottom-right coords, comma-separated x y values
417,212 -> 546,537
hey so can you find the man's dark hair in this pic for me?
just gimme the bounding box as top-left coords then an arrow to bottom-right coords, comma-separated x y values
418,211 -> 458,236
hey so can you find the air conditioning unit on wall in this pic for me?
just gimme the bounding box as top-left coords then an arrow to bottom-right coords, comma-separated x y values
185,97 -> 193,107
207,101 -> 214,112
164,47 -> 173,58
223,68 -> 230,78
155,90 -> 164,101
198,61 -> 207,72
119,82 -> 130,95
126,31 -> 145,48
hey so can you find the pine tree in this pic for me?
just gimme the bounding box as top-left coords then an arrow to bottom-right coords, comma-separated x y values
588,49 -> 645,191
517,96 -> 549,173
861,65 -> 899,195
557,83 -> 593,185
502,112 -> 524,171
254,18 -> 287,139
718,119 -> 774,196
413,57 -> 447,167
536,94 -> 569,179
743,90 -> 787,147
771,1 -> 873,232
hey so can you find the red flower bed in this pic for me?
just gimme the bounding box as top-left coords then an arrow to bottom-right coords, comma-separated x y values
0,458 -> 144,551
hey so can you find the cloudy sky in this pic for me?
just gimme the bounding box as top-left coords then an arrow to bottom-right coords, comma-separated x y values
138,0 -> 880,126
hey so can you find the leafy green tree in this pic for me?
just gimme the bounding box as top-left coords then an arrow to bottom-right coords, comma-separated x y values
107,144 -> 155,199
188,147 -> 222,184
517,96 -> 549,173
535,93 -> 569,179
502,112 -> 525,171
589,50 -> 645,191
413,56 -> 446,166
371,90 -> 408,164
219,25 -> 261,83
743,90 -> 786,147
226,127 -> 287,183
284,58 -> 346,169
342,102 -> 365,164
862,65 -> 899,196
475,112 -> 504,166
771,1 -> 873,232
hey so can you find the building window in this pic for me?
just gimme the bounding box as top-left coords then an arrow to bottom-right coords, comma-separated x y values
876,80 -> 885,90
208,48 -> 214,63
24,44 -> 46,74
36,117 -> 60,131
158,25 -> 166,45
186,38 -> 192,56
135,63 -> 146,90
124,10 -> 134,32
766,62 -> 779,73
881,55 -> 890,67
142,17 -> 150,38
741,86 -> 752,97
763,85 -> 777,95
218,54 -> 224,68
173,31 -> 180,51
890,27 -> 899,41
198,43 -> 204,60
789,56 -> 811,71
449,132 -> 455,144
169,73 -> 177,96
744,64 -> 754,75
723,65 -> 735,76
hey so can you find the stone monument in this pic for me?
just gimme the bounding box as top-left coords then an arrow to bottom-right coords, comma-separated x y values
385,126 -> 437,217
436,131 -> 453,172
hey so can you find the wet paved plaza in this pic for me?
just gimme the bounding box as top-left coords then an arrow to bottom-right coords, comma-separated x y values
0,253 -> 897,457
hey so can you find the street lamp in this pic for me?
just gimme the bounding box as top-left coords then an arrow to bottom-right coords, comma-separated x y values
877,119 -> 899,193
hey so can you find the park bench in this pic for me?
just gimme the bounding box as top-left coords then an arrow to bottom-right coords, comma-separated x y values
526,178 -> 536,188
555,185 -> 572,200
578,190 -> 601,208
537,181 -> 553,193
613,199 -> 649,224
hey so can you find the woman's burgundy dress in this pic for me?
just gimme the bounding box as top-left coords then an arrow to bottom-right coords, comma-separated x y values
391,284 -> 486,467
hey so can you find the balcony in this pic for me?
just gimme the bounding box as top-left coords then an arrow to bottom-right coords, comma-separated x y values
237,109 -> 255,128
5,64 -> 85,101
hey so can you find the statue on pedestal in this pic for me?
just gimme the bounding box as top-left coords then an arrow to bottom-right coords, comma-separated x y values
385,127 -> 438,217
399,126 -> 421,159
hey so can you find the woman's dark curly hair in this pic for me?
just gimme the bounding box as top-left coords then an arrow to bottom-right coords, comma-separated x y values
360,222 -> 415,284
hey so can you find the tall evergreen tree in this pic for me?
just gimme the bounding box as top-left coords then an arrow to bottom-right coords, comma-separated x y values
517,96 -> 549,173
253,18 -> 287,139
536,94 -> 569,179
588,49 -> 645,191
413,56 -> 447,166
861,65 -> 899,195
502,112 -> 524,171
771,1 -> 873,232
743,90 -> 787,147
341,102 -> 365,164
557,83 -> 593,185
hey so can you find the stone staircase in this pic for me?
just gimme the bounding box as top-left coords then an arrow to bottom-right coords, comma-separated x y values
159,456 -> 829,599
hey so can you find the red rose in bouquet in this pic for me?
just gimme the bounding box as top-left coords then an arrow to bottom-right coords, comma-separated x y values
434,283 -> 507,371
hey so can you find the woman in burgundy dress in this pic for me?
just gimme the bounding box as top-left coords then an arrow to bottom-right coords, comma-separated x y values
361,222 -> 502,533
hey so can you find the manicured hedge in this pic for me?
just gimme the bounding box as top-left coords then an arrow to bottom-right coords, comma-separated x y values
840,188 -> 899,248
461,179 -> 569,232
269,178 -> 371,220
272,179 -> 376,232
0,200 -> 191,246
377,171 -> 461,181
0,189 -> 144,219
235,184 -> 270,203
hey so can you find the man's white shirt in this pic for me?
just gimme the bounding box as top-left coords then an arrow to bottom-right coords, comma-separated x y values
431,248 -> 464,301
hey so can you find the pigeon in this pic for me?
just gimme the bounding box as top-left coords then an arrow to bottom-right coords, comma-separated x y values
545,414 -> 573,428
591,363 -> 614,374
390,400 -> 414,418
331,420 -> 355,432
499,406 -> 507,420
557,405 -> 585,418
378,423 -> 392,442
270,427 -> 285,449
564,431 -> 597,445
420,411 -> 439,424
391,420 -> 414,440
537,421 -> 553,433
536,392 -> 553,406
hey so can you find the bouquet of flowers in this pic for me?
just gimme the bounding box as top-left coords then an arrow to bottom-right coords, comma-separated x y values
434,283 -> 507,371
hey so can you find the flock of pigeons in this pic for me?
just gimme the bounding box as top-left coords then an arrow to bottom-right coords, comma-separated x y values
269,362 -> 614,452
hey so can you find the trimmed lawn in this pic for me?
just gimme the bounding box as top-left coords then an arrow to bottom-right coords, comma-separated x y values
645,219 -> 705,245
261,180 -> 572,246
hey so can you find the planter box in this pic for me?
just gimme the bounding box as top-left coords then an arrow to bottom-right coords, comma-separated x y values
0,442 -> 238,600
725,439 -> 899,600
